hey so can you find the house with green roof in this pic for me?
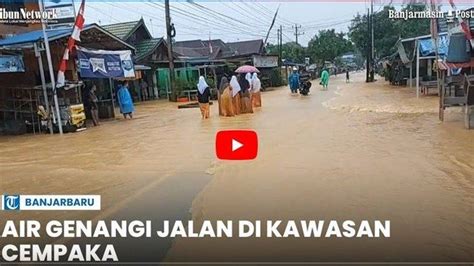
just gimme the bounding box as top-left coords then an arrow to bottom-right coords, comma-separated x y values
103,18 -> 174,100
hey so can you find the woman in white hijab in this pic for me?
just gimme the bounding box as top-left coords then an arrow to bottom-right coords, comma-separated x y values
251,73 -> 262,108
197,76 -> 211,119
245,73 -> 253,89
230,75 -> 242,115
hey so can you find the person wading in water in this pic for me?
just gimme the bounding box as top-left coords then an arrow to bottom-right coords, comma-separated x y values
196,76 -> 211,119
117,81 -> 135,119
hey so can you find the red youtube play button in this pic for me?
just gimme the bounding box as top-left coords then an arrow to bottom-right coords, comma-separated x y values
216,130 -> 258,160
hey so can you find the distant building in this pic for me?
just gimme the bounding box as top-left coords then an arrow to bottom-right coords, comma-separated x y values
103,18 -> 173,100
174,38 -> 265,64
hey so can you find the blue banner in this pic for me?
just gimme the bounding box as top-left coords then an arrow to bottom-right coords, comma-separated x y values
0,55 -> 25,73
77,47 -> 135,79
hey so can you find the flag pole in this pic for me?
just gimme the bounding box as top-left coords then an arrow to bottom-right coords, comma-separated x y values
38,0 -> 63,135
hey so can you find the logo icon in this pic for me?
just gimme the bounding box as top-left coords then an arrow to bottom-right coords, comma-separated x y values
216,130 -> 258,160
90,58 -> 107,73
122,60 -> 133,71
3,195 -> 20,211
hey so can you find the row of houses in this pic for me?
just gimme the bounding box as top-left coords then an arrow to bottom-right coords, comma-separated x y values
0,1 -> 271,135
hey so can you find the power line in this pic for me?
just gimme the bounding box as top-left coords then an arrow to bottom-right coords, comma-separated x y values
225,1 -> 274,27
181,2 -> 269,34
87,4 -> 121,24
303,20 -> 353,30
292,24 -> 304,45
251,1 -> 294,26
146,2 -> 267,38
188,1 -> 261,31
100,2 -> 268,40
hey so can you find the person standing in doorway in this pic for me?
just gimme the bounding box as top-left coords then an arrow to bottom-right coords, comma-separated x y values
89,85 -> 100,126
197,76 -> 211,119
140,79 -> 149,101
117,81 -> 135,119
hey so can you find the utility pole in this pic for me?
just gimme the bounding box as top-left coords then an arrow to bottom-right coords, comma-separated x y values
293,24 -> 304,45
366,8 -> 370,83
165,0 -> 176,101
278,25 -> 283,67
370,0 -> 375,82
38,0 -> 63,134
277,28 -> 281,66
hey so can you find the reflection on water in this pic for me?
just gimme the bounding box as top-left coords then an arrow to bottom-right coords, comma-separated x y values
0,72 -> 473,262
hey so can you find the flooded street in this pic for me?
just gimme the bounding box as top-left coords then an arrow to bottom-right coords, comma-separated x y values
1,72 -> 473,262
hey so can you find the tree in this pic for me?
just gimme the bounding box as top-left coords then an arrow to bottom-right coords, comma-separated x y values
282,42 -> 306,63
348,6 -> 399,59
348,5 -> 430,60
397,4 -> 430,39
307,29 -> 353,64
266,42 -> 306,63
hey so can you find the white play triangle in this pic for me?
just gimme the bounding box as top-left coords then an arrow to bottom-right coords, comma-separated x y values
232,139 -> 244,152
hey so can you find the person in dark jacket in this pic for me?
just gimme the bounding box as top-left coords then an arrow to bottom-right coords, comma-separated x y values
239,73 -> 253,114
197,76 -> 211,119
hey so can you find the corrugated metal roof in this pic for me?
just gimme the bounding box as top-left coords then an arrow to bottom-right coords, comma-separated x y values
174,38 -> 264,60
0,28 -> 72,46
227,39 -> 264,56
134,38 -> 163,60
102,20 -> 140,40
0,24 -> 136,50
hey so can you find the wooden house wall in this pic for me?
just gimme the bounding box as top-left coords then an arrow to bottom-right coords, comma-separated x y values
0,42 -> 76,88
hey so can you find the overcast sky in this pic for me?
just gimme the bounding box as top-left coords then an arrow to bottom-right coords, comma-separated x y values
78,1 -> 472,46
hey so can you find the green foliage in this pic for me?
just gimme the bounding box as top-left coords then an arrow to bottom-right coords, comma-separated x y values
265,4 -> 431,66
398,4 -> 431,38
307,29 -> 353,64
266,42 -> 306,63
348,5 -> 430,59
206,78 -> 216,89
282,42 -> 306,63
269,68 -> 284,87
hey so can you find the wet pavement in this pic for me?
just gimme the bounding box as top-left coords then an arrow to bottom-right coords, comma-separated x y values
1,72 -> 473,262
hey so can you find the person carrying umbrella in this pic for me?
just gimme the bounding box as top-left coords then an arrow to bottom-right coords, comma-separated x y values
239,73 -> 253,114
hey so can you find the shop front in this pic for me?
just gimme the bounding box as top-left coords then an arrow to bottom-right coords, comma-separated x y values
0,24 -> 135,135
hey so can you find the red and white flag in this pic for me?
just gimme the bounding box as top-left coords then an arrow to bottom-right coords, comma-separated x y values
56,0 -> 86,88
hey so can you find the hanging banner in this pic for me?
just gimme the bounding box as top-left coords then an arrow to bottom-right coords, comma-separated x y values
77,47 -> 135,79
0,55 -> 25,73
253,55 -> 278,68
44,0 -> 76,26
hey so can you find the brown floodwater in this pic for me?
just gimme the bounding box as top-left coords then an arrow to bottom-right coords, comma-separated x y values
0,72 -> 473,262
